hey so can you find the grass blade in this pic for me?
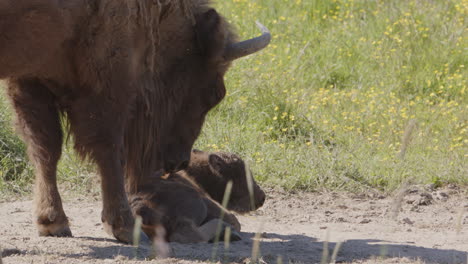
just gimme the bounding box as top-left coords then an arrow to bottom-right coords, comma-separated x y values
211,180 -> 233,261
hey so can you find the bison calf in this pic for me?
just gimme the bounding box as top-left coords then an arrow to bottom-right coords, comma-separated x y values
129,176 -> 241,243
129,150 -> 266,243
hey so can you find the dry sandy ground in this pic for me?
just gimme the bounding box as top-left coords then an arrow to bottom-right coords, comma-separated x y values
0,186 -> 466,264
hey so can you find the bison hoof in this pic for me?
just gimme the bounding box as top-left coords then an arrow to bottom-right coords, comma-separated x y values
103,222 -> 151,245
37,222 -> 72,237
36,206 -> 72,237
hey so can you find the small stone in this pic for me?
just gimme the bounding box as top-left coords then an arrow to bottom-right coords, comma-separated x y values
413,193 -> 433,206
335,217 -> 347,223
434,191 -> 449,201
402,217 -> 414,225
447,184 -> 458,190
360,219 -> 371,224
2,248 -> 22,257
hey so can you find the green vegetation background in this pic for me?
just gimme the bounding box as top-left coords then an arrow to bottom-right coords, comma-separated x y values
1,0 -> 466,198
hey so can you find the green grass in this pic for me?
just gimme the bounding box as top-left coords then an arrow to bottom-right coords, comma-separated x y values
0,89 -> 96,199
0,93 -> 31,196
0,0 -> 467,196
198,0 -> 468,191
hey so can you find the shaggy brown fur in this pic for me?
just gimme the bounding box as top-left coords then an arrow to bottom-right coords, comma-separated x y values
0,0 -> 241,243
129,150 -> 265,243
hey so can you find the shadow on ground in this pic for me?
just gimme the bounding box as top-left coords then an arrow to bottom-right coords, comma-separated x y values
47,232 -> 467,264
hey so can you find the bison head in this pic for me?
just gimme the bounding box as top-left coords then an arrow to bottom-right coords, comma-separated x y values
156,8 -> 270,173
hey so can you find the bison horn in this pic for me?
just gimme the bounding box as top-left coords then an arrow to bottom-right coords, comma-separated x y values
223,21 -> 271,61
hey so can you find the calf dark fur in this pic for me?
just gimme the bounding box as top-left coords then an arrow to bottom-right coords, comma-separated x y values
130,150 -> 265,243
182,149 -> 266,212
130,176 -> 241,243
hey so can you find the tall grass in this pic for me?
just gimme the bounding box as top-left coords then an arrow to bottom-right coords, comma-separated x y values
0,0 -> 466,196
198,0 -> 468,191
0,87 -> 96,198
0,91 -> 31,197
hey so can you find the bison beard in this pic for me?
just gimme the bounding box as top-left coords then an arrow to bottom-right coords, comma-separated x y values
0,0 -> 269,244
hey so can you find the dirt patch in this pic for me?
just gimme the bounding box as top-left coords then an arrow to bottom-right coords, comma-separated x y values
0,186 -> 466,264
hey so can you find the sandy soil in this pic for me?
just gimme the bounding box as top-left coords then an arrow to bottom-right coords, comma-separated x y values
0,185 -> 467,264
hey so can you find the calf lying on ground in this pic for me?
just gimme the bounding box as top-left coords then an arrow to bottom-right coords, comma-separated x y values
129,150 -> 266,243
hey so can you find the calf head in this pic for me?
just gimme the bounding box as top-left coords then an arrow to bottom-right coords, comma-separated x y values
188,150 -> 266,213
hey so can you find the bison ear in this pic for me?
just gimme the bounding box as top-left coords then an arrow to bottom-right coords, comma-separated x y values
208,154 -> 226,174
195,8 -> 226,59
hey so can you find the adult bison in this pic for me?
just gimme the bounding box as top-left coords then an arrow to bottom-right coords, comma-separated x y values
0,0 -> 270,243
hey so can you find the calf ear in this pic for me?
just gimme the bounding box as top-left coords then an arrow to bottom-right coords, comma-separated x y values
195,8 -> 227,59
208,154 -> 226,174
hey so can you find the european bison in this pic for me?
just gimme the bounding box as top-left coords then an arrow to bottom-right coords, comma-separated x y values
129,150 -> 265,243
0,0 -> 270,243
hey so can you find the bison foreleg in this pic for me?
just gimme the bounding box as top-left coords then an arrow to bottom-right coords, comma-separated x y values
67,95 -> 149,244
8,79 -> 71,237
